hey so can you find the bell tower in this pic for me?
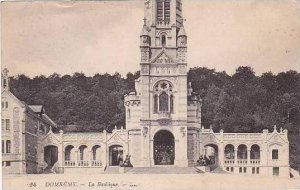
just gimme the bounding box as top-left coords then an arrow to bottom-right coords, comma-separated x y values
135,0 -> 189,167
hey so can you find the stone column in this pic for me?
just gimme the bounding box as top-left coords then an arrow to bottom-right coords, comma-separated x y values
57,130 -> 64,168
234,148 -> 238,174
219,142 -> 224,168
219,130 -> 224,168
76,150 -> 79,166
247,149 -> 251,174
57,144 -> 63,167
247,149 -> 251,164
89,150 -> 92,166
150,139 -> 154,166
174,127 -> 188,167
141,125 -> 151,167
234,149 -> 238,164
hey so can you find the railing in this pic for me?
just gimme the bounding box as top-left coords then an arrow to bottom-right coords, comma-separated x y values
78,160 -> 89,167
156,21 -> 170,27
224,159 -> 261,166
64,160 -> 102,167
250,159 -> 260,165
237,159 -> 247,165
64,161 -> 76,167
158,111 -> 171,120
91,160 -> 102,167
224,159 -> 235,165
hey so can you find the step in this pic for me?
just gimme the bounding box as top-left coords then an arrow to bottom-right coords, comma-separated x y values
126,167 -> 202,174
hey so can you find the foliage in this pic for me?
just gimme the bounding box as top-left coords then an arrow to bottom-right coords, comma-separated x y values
9,67 -> 300,170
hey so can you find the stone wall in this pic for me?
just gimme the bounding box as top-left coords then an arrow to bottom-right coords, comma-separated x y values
24,114 -> 39,174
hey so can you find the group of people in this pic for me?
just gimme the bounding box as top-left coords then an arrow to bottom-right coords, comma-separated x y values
120,155 -> 133,167
196,155 -> 215,166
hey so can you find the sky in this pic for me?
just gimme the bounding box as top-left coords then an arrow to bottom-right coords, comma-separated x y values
2,0 -> 300,78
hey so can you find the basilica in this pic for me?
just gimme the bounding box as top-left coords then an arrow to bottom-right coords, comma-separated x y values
1,0 -> 291,177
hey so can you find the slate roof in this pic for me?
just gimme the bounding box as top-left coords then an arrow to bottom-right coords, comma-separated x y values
28,105 -> 44,114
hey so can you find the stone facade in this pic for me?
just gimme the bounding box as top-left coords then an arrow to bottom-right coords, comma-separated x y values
1,69 -> 57,174
1,0 -> 291,178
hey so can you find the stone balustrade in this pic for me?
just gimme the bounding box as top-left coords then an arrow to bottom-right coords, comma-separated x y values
158,111 -> 171,120
237,159 -> 248,165
64,160 -> 102,168
224,159 -> 235,165
250,159 -> 260,165
156,21 -> 170,27
224,159 -> 261,166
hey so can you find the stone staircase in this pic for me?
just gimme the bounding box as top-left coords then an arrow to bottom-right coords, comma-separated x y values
126,167 -> 202,174
42,165 -> 56,174
210,166 -> 227,174
104,166 -> 120,174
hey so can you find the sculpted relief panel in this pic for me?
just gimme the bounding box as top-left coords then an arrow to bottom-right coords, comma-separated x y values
150,65 -> 177,75
141,65 -> 149,75
155,53 -> 172,64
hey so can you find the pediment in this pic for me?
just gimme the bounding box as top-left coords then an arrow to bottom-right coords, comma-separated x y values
267,133 -> 286,144
203,133 -> 220,144
151,50 -> 174,64
41,130 -> 60,145
107,132 -> 126,144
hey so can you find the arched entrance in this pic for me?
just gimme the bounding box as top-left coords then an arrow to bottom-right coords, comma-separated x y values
203,144 -> 219,168
44,145 -> 58,168
109,145 -> 123,166
153,130 -> 175,165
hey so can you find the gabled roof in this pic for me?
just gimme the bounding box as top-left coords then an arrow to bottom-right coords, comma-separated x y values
41,114 -> 57,128
59,125 -> 93,133
2,90 -> 25,107
2,89 -> 57,128
28,105 -> 44,114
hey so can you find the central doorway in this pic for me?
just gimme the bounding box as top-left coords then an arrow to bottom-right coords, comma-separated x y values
203,144 -> 219,170
109,145 -> 123,166
153,130 -> 175,165
44,145 -> 58,168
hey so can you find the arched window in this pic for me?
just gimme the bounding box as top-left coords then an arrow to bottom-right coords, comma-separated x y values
127,109 -> 131,120
170,95 -> 174,113
65,145 -> 74,161
224,144 -> 235,159
154,95 -> 158,113
237,144 -> 247,159
79,145 -> 87,160
156,0 -> 170,22
92,145 -> 101,160
250,144 -> 260,159
161,35 -> 166,46
153,81 -> 174,113
6,140 -> 11,153
159,92 -> 169,111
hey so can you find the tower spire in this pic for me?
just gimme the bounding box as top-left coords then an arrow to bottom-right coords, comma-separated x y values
2,68 -> 10,91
